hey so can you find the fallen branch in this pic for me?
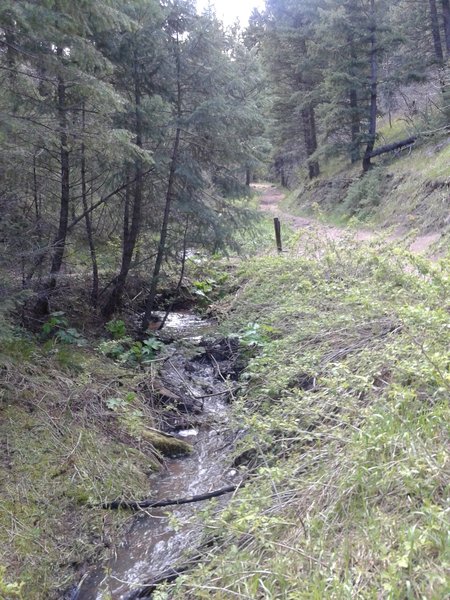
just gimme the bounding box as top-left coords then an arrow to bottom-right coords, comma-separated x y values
367,136 -> 417,158
101,483 -> 239,511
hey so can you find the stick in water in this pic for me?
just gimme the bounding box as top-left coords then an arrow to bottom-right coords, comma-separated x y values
101,484 -> 239,511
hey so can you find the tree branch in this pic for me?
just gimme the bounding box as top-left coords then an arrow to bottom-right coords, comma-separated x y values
100,483 -> 240,511
67,168 -> 154,233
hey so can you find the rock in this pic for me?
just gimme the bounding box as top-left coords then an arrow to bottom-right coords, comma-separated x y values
140,430 -> 193,457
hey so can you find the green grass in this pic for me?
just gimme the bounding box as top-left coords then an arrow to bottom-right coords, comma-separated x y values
165,239 -> 450,599
0,337 -> 165,598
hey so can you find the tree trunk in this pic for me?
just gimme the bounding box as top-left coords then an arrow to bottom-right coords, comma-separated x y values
158,217 -> 189,331
366,136 -> 417,158
442,0 -> 450,54
33,47 -> 70,316
308,105 -> 320,178
363,4 -> 378,173
349,33 -> 361,163
429,0 -> 444,62
49,46 -> 70,288
25,153 -> 45,285
301,105 -> 319,179
297,38 -> 319,180
141,127 -> 181,335
4,14 -> 17,86
102,47 -> 143,319
81,102 -> 99,306
141,33 -> 183,335
350,88 -> 361,163
280,165 -> 287,188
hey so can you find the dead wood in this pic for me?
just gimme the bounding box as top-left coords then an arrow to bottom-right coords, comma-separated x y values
101,483 -> 239,511
367,136 -> 417,158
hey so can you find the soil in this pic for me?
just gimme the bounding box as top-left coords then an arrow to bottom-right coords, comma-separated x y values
256,183 -> 442,256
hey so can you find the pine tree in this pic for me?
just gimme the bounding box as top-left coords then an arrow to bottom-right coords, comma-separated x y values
0,0 -> 131,312
141,2 -> 265,331
262,0 -> 322,182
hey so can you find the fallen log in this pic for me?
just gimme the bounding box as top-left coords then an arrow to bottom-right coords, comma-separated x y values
101,483 -> 239,511
367,136 -> 417,158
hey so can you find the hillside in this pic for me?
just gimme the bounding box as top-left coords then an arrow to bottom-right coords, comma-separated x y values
159,215 -> 450,599
1,0 -> 450,597
283,131 -> 450,256
1,181 -> 449,599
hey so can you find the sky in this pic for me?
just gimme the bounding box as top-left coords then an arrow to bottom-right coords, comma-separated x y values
196,0 -> 265,27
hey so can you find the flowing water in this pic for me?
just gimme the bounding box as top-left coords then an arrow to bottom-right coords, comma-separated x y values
75,313 -> 237,600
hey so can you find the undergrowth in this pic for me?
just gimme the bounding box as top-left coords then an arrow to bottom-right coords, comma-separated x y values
162,237 -> 449,599
284,130 -> 450,248
0,333 -> 189,598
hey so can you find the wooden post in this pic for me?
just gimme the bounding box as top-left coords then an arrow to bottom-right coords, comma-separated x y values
274,217 -> 282,252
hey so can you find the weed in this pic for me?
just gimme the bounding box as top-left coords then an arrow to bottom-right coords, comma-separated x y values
237,322 -> 277,348
105,319 -> 126,340
41,312 -> 87,346
98,336 -> 164,366
341,168 -> 384,219
167,241 -> 450,599
0,567 -> 23,598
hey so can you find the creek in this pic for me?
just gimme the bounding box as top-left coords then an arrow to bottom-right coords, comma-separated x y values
75,312 -> 239,600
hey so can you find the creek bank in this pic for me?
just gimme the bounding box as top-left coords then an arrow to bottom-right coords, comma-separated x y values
73,312 -> 246,600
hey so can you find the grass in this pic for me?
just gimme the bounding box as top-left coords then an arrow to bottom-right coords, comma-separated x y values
163,237 -> 449,599
0,335 -> 176,598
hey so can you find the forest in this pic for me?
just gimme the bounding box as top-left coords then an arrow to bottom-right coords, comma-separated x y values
1,0 -> 449,317
0,0 -> 449,599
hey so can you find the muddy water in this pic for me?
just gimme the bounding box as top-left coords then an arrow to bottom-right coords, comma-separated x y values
76,313 -> 237,600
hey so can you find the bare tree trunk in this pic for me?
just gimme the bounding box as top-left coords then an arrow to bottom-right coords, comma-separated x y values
280,166 -> 287,188
81,101 -> 99,306
5,30 -> 17,87
158,217 -> 189,331
297,37 -> 319,180
141,127 -> 181,334
308,105 -> 320,178
49,48 -> 70,284
363,3 -> 378,172
429,0 -> 444,62
350,88 -> 361,163
25,152 -> 45,285
301,105 -> 319,179
34,47 -> 70,316
102,46 -> 143,319
141,32 -> 183,335
349,33 -> 361,163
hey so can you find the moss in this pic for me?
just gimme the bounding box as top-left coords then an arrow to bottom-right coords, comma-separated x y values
139,429 -> 193,457
0,342 -> 163,599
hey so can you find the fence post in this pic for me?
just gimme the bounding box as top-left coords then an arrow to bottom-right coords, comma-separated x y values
274,217 -> 282,252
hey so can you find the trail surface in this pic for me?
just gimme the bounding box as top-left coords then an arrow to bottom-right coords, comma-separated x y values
256,183 -> 442,255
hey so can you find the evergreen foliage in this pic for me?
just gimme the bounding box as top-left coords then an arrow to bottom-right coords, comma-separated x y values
256,0 -> 450,182
0,0 -> 264,322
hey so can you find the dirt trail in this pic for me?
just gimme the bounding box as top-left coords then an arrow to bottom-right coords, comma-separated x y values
256,183 -> 442,255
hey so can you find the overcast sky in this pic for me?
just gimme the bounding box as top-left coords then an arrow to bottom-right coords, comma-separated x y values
196,0 -> 265,27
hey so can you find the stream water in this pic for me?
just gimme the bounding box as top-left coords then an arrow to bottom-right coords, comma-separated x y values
75,313 -> 237,600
